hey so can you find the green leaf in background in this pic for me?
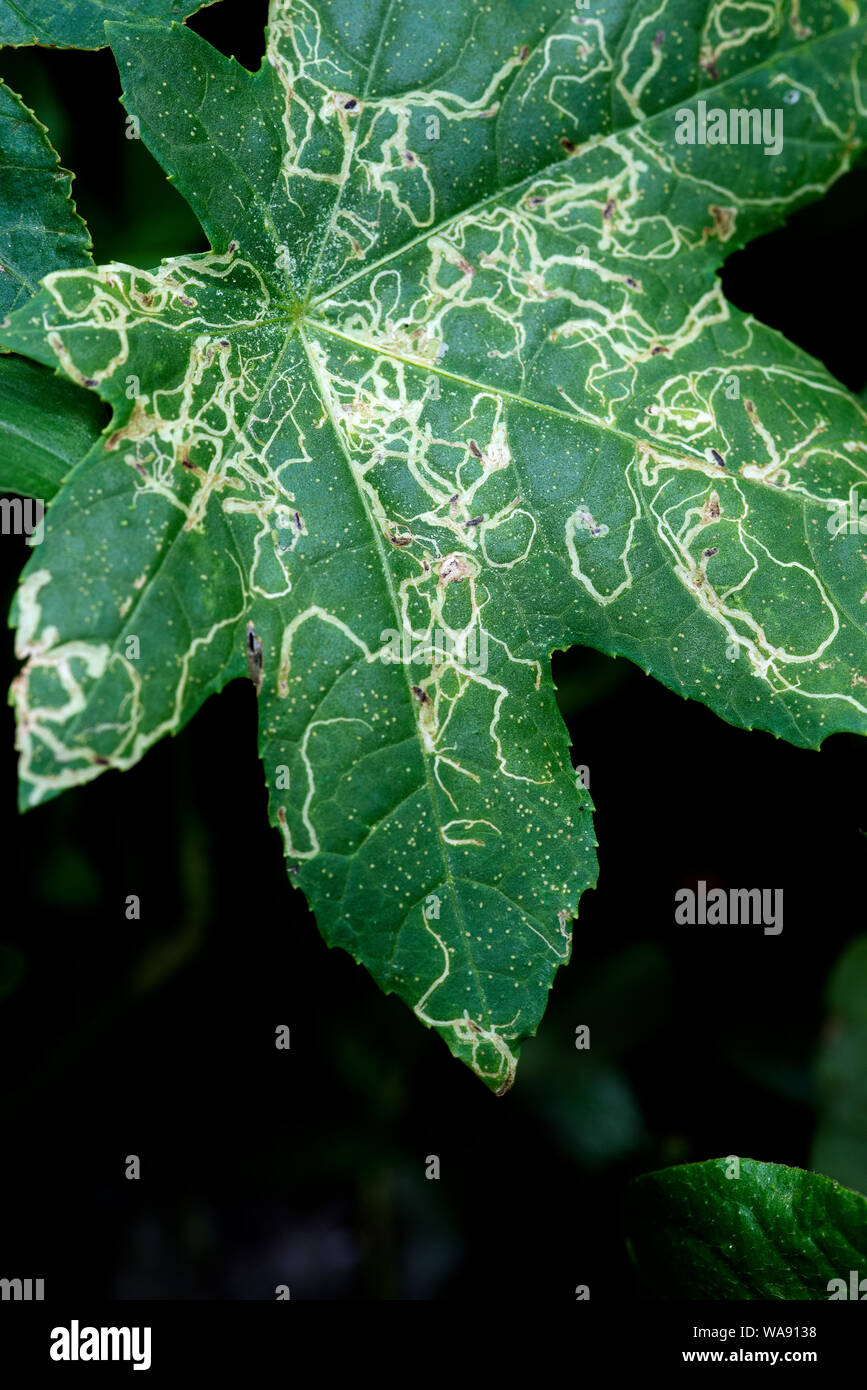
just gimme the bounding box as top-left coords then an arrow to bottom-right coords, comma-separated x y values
0,78 -> 90,314
0,0 -> 217,51
625,1157 -> 867,1299
2,0 -> 867,1088
812,936 -> 867,1197
0,355 -> 106,499
0,79 -> 104,500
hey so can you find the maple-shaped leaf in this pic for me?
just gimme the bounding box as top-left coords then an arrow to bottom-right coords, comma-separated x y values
2,0 -> 867,1090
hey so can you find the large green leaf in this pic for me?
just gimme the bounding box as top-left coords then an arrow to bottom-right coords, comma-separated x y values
0,0 -> 217,50
2,0 -> 867,1088
625,1157 -> 867,1299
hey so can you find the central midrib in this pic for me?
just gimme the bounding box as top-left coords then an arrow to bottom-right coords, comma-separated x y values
296,321 -> 498,1034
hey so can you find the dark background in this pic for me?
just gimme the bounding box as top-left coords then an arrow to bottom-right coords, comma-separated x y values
1,2 -> 866,1300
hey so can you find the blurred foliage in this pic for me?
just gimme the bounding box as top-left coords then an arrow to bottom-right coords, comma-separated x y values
0,943 -> 26,999
812,936 -> 867,1197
